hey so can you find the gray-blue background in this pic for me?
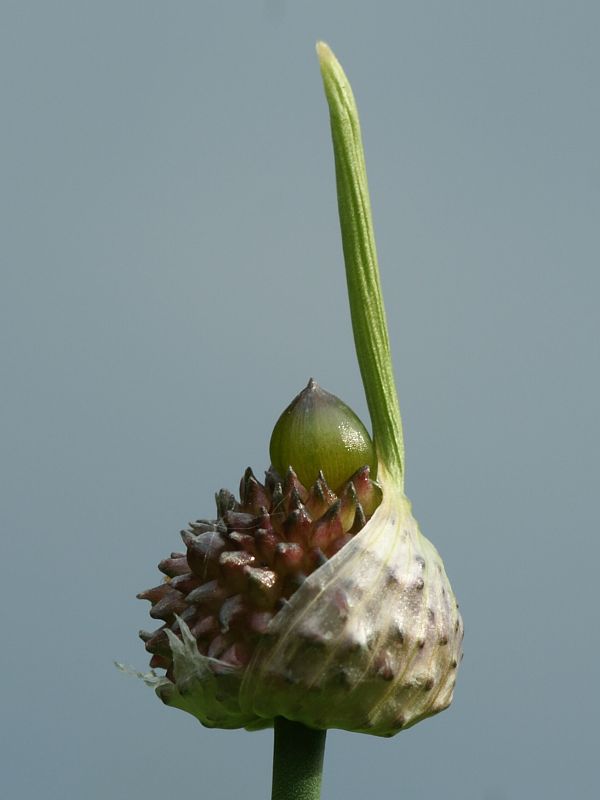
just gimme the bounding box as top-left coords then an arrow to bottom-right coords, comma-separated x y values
2,2 -> 599,798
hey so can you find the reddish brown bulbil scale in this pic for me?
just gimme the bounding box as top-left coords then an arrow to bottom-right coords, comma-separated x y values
138,465 -> 381,680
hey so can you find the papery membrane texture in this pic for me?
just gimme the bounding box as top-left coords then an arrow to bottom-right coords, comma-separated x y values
152,479 -> 462,736
241,486 -> 463,735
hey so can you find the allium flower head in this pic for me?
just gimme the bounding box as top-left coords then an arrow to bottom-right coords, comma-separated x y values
130,41 -> 463,749
137,382 -> 462,735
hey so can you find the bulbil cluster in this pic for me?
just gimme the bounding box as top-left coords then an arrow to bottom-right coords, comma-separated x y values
136,382 -> 462,736
138,464 -> 381,681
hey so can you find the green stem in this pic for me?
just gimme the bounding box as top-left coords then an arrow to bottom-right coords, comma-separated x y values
271,718 -> 327,800
317,42 -> 405,488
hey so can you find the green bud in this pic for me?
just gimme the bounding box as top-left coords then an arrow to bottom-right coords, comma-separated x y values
269,379 -> 377,490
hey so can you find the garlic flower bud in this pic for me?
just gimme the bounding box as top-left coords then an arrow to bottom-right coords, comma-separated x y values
130,42 -> 464,745
137,383 -> 462,736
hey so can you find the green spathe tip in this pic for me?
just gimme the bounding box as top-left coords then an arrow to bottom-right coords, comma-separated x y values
316,42 -> 405,489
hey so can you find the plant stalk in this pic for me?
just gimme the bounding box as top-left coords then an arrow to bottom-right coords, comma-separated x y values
271,718 -> 327,800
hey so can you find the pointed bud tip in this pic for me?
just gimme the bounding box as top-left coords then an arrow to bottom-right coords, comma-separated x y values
269,380 -> 377,490
315,41 -> 333,64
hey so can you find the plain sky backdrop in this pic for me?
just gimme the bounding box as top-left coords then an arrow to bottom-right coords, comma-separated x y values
2,2 -> 599,799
